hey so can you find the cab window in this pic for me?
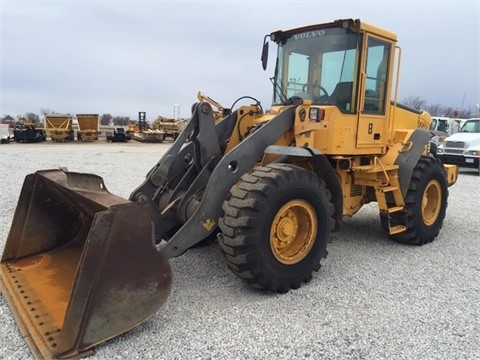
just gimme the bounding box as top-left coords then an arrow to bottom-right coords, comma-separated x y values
363,38 -> 391,114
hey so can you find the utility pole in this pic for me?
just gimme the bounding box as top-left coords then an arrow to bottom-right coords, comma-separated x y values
173,104 -> 180,120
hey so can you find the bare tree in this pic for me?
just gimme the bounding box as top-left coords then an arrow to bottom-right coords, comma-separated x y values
404,98 -> 473,118
402,96 -> 426,110
425,105 -> 457,117
40,107 -> 55,115
100,114 -> 112,126
24,112 -> 40,122
112,116 -> 130,126
443,107 -> 457,117
425,104 -> 445,116
457,108 -> 472,119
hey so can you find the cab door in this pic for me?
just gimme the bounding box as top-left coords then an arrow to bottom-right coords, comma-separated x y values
356,36 -> 392,151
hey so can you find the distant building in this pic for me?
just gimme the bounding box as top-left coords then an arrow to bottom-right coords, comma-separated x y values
1,115 -> 15,127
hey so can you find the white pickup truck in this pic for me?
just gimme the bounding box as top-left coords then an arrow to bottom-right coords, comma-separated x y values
438,118 -> 480,173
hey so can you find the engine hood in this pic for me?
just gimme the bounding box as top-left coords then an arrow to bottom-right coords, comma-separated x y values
444,132 -> 480,147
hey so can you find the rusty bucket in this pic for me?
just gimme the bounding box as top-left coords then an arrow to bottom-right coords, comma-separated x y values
0,169 -> 171,359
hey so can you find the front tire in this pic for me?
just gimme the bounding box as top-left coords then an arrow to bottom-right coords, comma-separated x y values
218,164 -> 335,293
390,156 -> 448,245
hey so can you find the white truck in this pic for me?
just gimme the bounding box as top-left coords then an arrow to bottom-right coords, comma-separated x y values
0,124 -> 11,144
429,116 -> 464,146
438,118 -> 480,173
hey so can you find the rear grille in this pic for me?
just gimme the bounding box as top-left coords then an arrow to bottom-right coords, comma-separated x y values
350,184 -> 363,197
445,141 -> 466,149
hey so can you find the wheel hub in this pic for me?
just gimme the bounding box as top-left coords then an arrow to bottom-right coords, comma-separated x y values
270,200 -> 317,265
276,211 -> 297,243
422,179 -> 441,226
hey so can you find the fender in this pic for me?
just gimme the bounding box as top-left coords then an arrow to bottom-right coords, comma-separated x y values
263,145 -> 343,231
395,128 -> 433,196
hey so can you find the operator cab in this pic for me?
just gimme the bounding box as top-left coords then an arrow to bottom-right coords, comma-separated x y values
262,18 -> 399,153
263,19 -> 395,115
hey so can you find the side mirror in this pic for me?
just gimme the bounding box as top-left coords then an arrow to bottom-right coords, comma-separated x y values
261,36 -> 269,71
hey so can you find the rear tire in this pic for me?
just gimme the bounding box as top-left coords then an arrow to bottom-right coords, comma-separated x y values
218,163 -> 334,293
390,156 -> 448,245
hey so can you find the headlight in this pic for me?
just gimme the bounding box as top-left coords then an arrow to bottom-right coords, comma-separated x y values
466,150 -> 480,156
437,147 -> 444,154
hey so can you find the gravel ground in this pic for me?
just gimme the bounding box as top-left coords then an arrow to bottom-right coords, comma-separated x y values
0,141 -> 479,360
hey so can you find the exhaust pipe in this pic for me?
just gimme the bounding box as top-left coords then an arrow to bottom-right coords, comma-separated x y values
0,169 -> 171,359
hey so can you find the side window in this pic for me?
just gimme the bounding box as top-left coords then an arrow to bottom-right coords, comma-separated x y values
438,120 -> 449,132
364,38 -> 391,114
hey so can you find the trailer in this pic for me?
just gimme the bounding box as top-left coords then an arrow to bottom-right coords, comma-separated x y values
76,114 -> 100,141
44,114 -> 74,141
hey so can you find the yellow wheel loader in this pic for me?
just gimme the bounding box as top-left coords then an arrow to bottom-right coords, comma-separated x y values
0,18 -> 457,358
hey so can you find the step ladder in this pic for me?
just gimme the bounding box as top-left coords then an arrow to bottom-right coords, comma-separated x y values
352,157 -> 406,235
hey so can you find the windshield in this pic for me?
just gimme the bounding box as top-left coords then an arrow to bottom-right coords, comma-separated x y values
273,26 -> 358,111
460,119 -> 480,133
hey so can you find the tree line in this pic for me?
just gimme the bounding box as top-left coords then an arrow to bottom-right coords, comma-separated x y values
401,96 -> 474,118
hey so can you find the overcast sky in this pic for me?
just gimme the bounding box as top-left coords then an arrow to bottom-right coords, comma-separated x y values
1,0 -> 479,121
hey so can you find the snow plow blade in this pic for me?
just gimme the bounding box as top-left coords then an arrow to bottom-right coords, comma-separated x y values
0,169 -> 172,359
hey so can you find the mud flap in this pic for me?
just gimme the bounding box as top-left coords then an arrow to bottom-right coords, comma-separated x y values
0,169 -> 171,359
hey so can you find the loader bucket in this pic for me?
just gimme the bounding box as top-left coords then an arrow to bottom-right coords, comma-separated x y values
0,169 -> 172,359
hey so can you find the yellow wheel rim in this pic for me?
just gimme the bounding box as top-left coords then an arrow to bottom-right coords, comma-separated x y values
422,179 -> 442,226
270,200 -> 317,265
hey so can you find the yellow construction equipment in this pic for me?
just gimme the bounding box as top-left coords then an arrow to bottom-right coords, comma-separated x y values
154,116 -> 188,141
76,114 -> 100,141
129,112 -> 166,142
0,18 -> 457,359
44,114 -> 74,142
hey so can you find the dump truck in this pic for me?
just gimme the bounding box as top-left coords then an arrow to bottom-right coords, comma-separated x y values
0,18 -> 458,359
76,114 -> 100,141
44,114 -> 74,141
